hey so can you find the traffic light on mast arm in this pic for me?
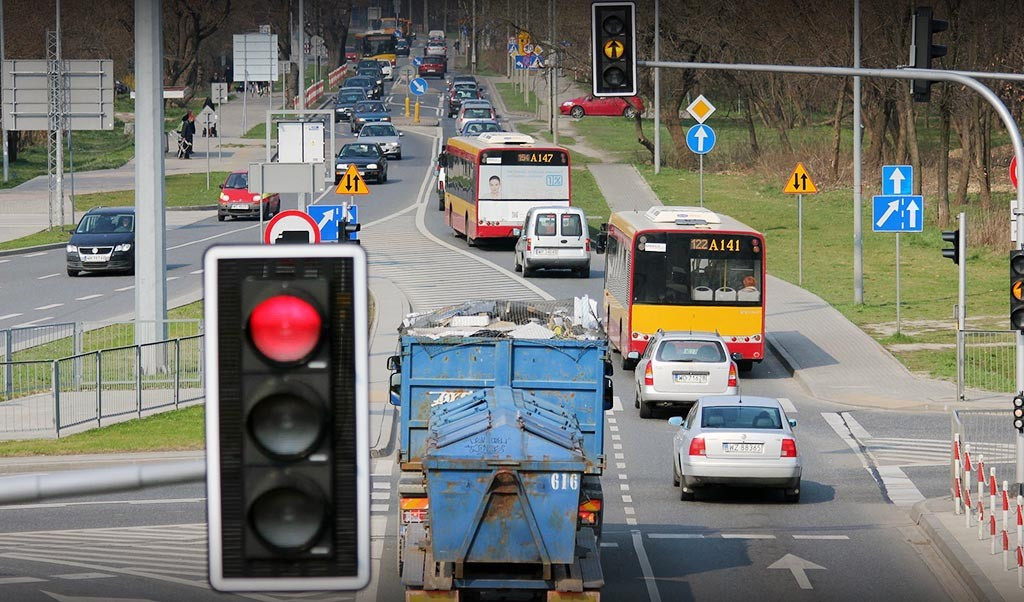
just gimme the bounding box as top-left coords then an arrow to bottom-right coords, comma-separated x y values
592,2 -> 637,97
203,244 -> 370,592
910,6 -> 949,102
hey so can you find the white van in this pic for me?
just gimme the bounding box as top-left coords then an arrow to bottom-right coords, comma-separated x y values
428,29 -> 446,41
513,206 -> 590,278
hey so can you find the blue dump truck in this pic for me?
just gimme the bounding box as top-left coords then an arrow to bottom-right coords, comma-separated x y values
387,300 -> 612,601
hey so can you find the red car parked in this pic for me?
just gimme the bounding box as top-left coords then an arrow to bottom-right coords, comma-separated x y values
217,171 -> 281,221
560,94 -> 644,119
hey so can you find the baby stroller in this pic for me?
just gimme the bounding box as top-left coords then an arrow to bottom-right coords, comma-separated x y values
176,131 -> 193,159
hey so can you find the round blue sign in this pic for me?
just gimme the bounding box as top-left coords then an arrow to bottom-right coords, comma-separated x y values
410,77 -> 428,96
685,124 -> 716,155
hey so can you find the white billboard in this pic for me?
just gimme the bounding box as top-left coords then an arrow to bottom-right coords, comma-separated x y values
232,33 -> 279,82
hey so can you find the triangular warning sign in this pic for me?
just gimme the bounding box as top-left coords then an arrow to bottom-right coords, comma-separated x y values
335,163 -> 371,195
783,162 -> 818,194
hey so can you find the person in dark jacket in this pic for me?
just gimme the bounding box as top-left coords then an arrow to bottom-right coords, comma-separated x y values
181,111 -> 196,159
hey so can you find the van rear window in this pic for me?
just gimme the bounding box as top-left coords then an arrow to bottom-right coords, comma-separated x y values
536,214 -> 557,236
561,213 -> 582,237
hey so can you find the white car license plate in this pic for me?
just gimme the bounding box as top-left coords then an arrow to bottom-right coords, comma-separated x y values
80,254 -> 105,263
723,442 -> 763,454
674,372 -> 708,384
231,203 -> 249,210
534,248 -> 556,255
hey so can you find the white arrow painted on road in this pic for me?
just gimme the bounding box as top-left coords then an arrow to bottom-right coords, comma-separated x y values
694,125 -> 708,152
768,553 -> 826,590
43,592 -> 157,602
875,199 -> 899,228
316,209 -> 336,230
889,167 -> 906,194
906,198 -> 920,229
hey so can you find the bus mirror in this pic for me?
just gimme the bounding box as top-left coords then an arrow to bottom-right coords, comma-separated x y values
627,351 -> 640,360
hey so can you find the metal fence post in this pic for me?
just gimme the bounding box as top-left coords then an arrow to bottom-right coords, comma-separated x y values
957,326 -> 965,402
73,321 -> 83,388
136,344 -> 142,419
95,351 -> 102,428
52,360 -> 61,438
4,328 -> 12,399
174,339 -> 180,409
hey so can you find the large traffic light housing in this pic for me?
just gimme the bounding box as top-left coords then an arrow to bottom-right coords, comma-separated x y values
910,6 -> 949,102
592,2 -> 637,97
204,244 -> 369,592
941,229 -> 960,265
1011,250 -> 1024,331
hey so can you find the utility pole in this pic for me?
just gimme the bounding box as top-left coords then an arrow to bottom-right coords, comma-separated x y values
0,0 -> 8,183
471,0 -> 476,74
298,0 -> 306,212
853,0 -> 863,304
653,0 -> 660,174
550,0 -> 557,145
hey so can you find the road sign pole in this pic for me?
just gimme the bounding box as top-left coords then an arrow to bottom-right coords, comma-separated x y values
798,193 -> 803,286
957,211 -> 966,402
205,114 -> 211,190
699,154 -> 704,207
896,232 -> 901,336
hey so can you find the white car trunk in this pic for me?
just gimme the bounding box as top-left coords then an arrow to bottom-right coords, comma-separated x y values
701,429 -> 785,460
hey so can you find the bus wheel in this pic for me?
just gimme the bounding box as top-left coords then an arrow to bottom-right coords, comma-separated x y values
737,360 -> 754,373
467,235 -> 477,247
437,195 -> 445,211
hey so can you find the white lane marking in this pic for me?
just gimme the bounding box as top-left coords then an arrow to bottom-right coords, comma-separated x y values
614,453 -> 625,459
371,503 -> 390,513
631,530 -> 662,602
608,417 -> 617,424
53,573 -> 116,580
611,434 -> 621,441
627,518 -> 638,525
0,498 -> 203,510
373,481 -> 391,489
166,276 -> 179,282
720,533 -> 775,540
648,533 -> 705,539
616,462 -> 626,469
34,303 -> 63,310
74,294 -> 103,301
0,576 -> 45,584
876,465 -> 926,506
166,223 -> 259,251
37,273 -> 60,280
624,507 -> 635,515
0,259 -> 9,264
620,484 -> 629,491
23,252 -> 48,258
373,458 -> 394,476
793,535 -> 849,540
189,269 -> 203,275
778,397 -> 797,414
768,553 -> 826,590
371,492 -> 390,500
617,474 -> 628,480
613,443 -> 622,450
840,412 -> 872,440
612,395 -> 623,412
609,425 -> 619,432
622,495 -> 632,503
115,286 -> 134,292
14,316 -> 53,327
0,313 -> 23,321
600,542 -> 619,548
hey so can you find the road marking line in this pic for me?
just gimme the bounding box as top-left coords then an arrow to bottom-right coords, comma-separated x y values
0,498 -> 204,510
14,316 -> 53,327
613,443 -> 622,450
721,533 -> 775,539
0,576 -> 45,584
190,269 -> 203,274
616,462 -> 626,469
371,504 -> 390,513
0,313 -> 23,321
612,434 -> 621,441
624,507 -> 635,515
167,223 -> 259,250
75,294 -> 103,301
620,483 -> 629,491
0,259 -> 9,264
778,397 -> 797,414
115,285 -> 134,292
609,425 -> 619,432
600,542 -> 619,548
876,465 -> 926,506
793,535 -> 849,540
840,412 -> 872,440
608,417 -> 617,424
23,252 -> 48,258
622,495 -> 632,503
373,482 -> 391,489
627,518 -> 638,525
166,276 -> 180,282
649,533 -> 705,539
53,572 -> 116,580
617,474 -> 628,480
371,492 -> 390,500
37,273 -> 60,280
34,303 -> 63,310
614,453 -> 625,459
631,530 -> 662,602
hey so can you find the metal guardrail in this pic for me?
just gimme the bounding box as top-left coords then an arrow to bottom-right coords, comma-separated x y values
960,329 -> 1016,402
0,334 -> 204,439
951,409 -> 1018,490
0,319 -> 203,363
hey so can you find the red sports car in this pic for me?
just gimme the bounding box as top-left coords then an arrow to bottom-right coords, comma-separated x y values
217,171 -> 281,221
560,94 -> 644,119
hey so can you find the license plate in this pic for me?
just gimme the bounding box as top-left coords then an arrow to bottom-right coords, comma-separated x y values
534,248 -> 556,255
80,254 -> 105,263
231,204 -> 249,210
723,442 -> 763,454
674,372 -> 708,384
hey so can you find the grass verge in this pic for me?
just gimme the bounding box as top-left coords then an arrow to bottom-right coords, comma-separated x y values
75,172 -> 230,212
494,82 -> 539,114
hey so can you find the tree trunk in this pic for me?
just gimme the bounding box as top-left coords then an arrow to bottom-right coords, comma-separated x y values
953,116 -> 971,206
937,95 -> 951,227
830,80 -> 847,180
971,101 -> 992,209
743,95 -> 759,157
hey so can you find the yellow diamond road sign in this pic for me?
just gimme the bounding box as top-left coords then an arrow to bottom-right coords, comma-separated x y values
686,94 -> 716,124
603,40 -> 625,60
335,163 -> 370,195
784,163 -> 818,194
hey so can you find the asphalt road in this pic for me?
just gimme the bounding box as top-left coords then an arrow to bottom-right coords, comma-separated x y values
0,53 -> 964,602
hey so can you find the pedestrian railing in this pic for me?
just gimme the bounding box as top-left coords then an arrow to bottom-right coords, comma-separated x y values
0,319 -> 202,364
960,329 -> 1017,402
951,409 -> 1019,489
0,334 -> 204,439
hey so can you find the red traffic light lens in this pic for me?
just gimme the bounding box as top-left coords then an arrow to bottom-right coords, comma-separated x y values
249,294 -> 323,363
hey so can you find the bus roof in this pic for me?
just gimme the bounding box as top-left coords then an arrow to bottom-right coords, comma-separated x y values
609,207 -> 761,238
447,134 -> 568,155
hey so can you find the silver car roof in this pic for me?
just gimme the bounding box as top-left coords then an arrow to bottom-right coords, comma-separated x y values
698,395 -> 782,408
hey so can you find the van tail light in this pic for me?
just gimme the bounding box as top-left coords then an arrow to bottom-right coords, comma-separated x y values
401,497 -> 430,523
526,237 -> 532,251
688,437 -> 706,456
644,363 -> 653,386
781,438 -> 798,458
585,238 -> 591,252
578,499 -> 601,525
728,363 -> 738,387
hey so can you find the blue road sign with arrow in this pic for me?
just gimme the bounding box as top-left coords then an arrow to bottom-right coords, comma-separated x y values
413,56 -> 422,67
686,124 -> 716,155
307,205 -> 358,242
882,165 -> 913,195
410,77 -> 428,96
872,195 -> 923,233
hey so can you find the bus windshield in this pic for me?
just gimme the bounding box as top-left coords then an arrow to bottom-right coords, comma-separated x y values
362,35 -> 396,57
632,232 -> 763,305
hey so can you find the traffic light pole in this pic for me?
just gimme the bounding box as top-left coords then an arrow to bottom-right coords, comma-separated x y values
637,59 -> 1024,494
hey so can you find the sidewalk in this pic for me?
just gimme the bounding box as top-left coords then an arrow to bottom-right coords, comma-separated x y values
589,163 -> 1020,599
0,93 -> 273,244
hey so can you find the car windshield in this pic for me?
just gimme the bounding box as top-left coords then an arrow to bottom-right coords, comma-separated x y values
340,144 -> 380,158
360,124 -> 396,137
455,90 -> 476,100
464,122 -> 500,134
657,340 -> 725,363
701,406 -> 783,429
464,108 -> 491,119
349,78 -> 373,88
77,213 -> 134,234
358,69 -> 381,78
222,173 -> 248,190
337,92 -> 364,103
354,102 -> 385,113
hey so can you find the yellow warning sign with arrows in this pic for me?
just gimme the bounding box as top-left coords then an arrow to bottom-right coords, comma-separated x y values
783,162 -> 818,194
603,39 -> 625,60
335,164 -> 370,195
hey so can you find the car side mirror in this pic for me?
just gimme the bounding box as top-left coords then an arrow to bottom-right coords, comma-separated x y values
788,418 -> 798,428
399,132 -> 404,137
731,352 -> 743,361
668,416 -> 683,427
218,184 -> 224,189
512,228 -> 521,237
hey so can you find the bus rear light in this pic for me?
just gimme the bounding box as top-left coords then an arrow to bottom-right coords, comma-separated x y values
728,363 -> 738,387
744,337 -> 749,342
631,332 -> 640,340
643,334 -> 649,340
753,335 -> 761,342
731,337 -> 737,342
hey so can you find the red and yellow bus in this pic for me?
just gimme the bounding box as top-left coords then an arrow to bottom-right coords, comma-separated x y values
599,207 -> 766,371
442,133 -> 571,245
356,30 -> 397,65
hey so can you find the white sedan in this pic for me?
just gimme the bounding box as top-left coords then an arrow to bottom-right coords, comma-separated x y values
670,395 -> 802,502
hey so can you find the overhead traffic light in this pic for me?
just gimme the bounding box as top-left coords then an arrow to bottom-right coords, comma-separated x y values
1013,393 -> 1024,433
1011,250 -> 1024,331
910,6 -> 949,102
941,228 -> 960,265
592,2 -> 637,97
204,244 -> 369,592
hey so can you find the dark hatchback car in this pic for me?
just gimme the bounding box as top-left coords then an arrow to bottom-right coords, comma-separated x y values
396,38 -> 410,56
345,76 -> 381,100
66,207 -> 135,277
335,143 -> 388,184
334,87 -> 367,121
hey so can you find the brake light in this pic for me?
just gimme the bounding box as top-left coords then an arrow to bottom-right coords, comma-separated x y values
781,438 -> 798,458
585,238 -> 591,252
728,363 -> 738,387
401,498 -> 430,523
688,437 -> 706,456
578,499 -> 601,525
526,237 -> 532,251
644,363 -> 653,386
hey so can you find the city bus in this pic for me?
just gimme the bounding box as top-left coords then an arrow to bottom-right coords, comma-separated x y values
598,206 -> 766,371
442,133 -> 571,246
357,30 -> 397,65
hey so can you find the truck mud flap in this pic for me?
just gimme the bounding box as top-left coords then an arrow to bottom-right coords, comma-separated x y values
575,527 -> 604,590
546,593 -> 600,601
406,591 -> 460,601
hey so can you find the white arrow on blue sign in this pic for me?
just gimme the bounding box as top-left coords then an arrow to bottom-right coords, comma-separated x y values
413,56 -> 422,67
307,205 -> 358,242
872,195 -> 923,232
882,165 -> 913,196
410,77 -> 428,96
686,124 -> 716,155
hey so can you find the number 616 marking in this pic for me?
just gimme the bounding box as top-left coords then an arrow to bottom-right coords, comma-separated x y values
550,473 -> 579,491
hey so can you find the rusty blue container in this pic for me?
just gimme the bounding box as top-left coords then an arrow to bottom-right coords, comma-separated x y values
422,386 -> 588,565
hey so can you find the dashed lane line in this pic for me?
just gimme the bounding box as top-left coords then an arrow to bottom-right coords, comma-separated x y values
33,303 -> 62,311
36,273 -> 59,280
793,535 -> 849,540
0,313 -> 23,321
648,534 -> 705,539
75,294 -> 103,301
631,530 -> 662,602
720,534 -> 776,540
22,252 -> 47,258
114,286 -> 134,292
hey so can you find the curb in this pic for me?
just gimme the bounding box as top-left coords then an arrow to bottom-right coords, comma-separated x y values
910,497 -> 1003,602
765,333 -> 798,376
0,242 -> 66,257
367,276 -> 412,460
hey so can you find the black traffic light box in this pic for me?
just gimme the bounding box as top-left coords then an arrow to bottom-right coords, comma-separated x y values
204,244 -> 369,592
1011,250 -> 1024,331
941,229 -> 959,265
910,6 -> 949,102
592,2 -> 637,97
